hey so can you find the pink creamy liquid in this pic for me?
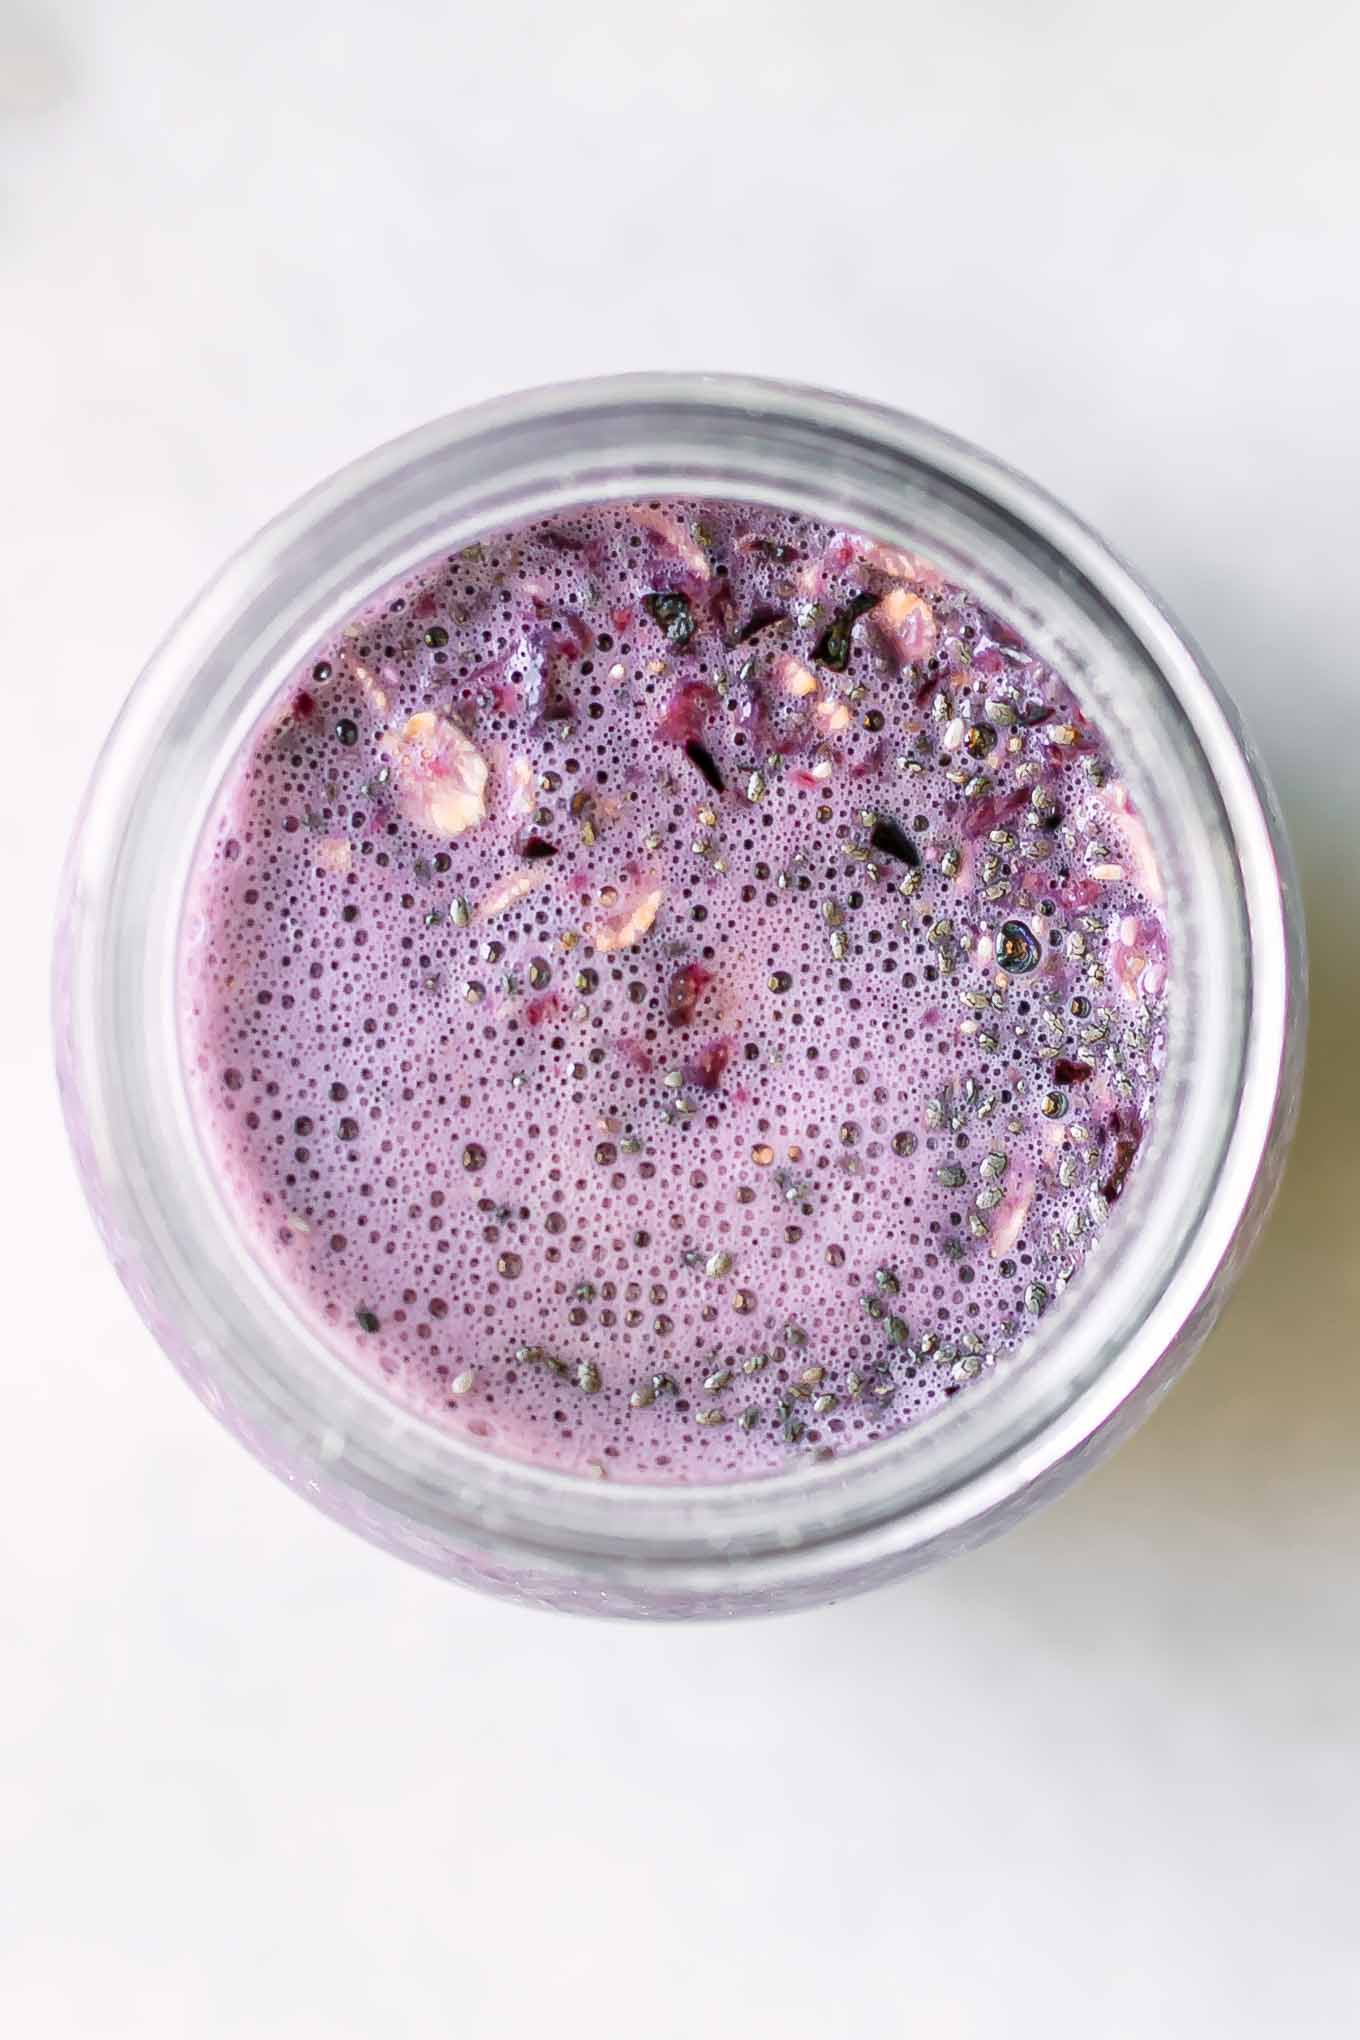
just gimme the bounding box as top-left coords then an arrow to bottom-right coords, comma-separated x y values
180,501 -> 1168,1481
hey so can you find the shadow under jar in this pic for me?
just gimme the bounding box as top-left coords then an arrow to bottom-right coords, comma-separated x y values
54,374 -> 1305,1618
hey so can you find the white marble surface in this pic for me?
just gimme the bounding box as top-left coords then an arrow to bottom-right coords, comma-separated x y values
4,3 -> 1358,2033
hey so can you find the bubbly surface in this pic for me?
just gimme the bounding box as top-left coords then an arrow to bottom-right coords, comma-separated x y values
180,501 -> 1168,1480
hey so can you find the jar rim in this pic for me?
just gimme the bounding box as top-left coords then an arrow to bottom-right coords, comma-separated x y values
54,373 -> 1303,1610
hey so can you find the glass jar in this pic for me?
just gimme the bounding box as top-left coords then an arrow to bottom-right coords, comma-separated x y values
53,374 -> 1306,1618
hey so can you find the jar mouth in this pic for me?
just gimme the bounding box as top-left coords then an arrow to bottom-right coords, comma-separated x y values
55,373 -> 1302,1600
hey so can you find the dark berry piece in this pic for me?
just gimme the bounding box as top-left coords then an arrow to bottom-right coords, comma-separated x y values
684,740 -> 725,794
813,592 -> 876,671
686,1038 -> 733,1091
735,604 -> 786,645
1100,1114 -> 1143,1203
666,962 -> 714,1028
868,817 -> 919,866
643,590 -> 696,650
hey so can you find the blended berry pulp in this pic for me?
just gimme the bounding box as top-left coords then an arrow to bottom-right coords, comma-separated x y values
180,500 -> 1168,1480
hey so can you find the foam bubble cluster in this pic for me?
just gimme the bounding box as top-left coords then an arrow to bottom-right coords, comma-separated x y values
179,501 -> 1168,1481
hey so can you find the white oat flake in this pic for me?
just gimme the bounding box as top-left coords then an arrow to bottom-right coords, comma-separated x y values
378,712 -> 489,840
